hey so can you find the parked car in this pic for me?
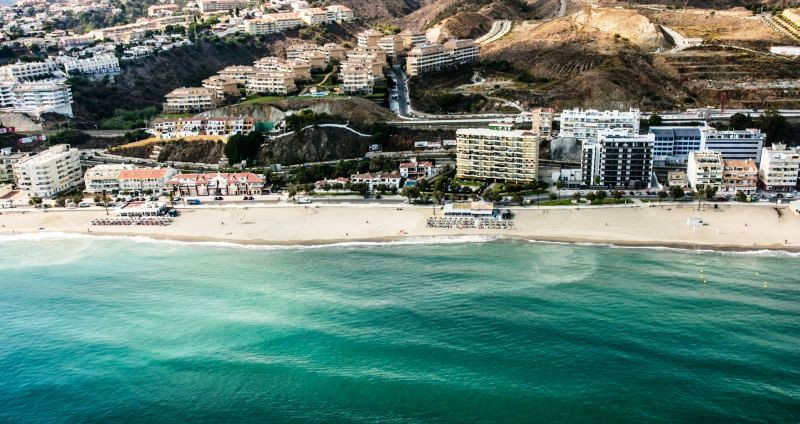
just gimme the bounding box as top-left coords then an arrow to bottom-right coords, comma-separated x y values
214,196 -> 223,200
78,202 -> 90,208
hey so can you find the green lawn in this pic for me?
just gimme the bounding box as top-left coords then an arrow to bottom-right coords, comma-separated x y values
454,179 -> 485,187
538,199 -> 576,206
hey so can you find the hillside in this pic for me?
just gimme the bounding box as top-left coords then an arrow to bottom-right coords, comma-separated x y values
337,0 -> 424,18
205,97 -> 395,125
398,0 -> 559,31
478,7 -> 682,109
641,7 -> 792,48
588,0 -> 800,9
70,37 -> 274,127
68,23 -> 364,128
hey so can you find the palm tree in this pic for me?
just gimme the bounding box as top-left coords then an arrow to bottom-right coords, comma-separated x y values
555,179 -> 564,199
657,191 -> 667,204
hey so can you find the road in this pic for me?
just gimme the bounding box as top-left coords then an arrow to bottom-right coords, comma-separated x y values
21,129 -> 133,137
391,65 -> 410,117
660,25 -> 689,52
476,20 -> 512,45
558,0 -> 568,18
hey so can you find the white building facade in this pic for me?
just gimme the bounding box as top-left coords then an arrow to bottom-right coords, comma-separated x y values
758,143 -> 800,192
13,144 -> 82,198
560,108 -> 641,142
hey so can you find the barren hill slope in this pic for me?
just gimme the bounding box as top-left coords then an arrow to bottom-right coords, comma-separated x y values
479,7 -> 684,109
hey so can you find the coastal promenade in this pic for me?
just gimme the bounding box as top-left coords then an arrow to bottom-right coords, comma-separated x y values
2,203 -> 799,251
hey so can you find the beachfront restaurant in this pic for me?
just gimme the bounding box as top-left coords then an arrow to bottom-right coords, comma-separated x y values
442,201 -> 510,220
114,201 -> 168,217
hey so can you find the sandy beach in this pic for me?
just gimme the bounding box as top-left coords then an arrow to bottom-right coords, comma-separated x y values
1,203 -> 799,251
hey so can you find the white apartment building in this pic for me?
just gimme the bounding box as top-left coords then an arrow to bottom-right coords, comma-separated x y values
721,159 -> 758,196
202,75 -> 241,100
152,116 -> 254,137
325,4 -> 354,22
245,71 -> 296,95
0,148 -> 28,184
559,108 -> 641,142
59,54 -> 120,76
254,57 -> 311,81
405,40 -> 479,76
163,87 -> 217,113
444,39 -> 480,65
406,43 -> 450,76
0,59 -> 59,81
10,81 -> 74,117
456,126 -> 540,182
581,130 -> 654,189
758,143 -> 800,192
340,61 -> 375,94
687,150 -> 723,192
148,4 -> 180,16
377,35 -> 403,55
197,0 -> 256,13
298,7 -> 332,25
118,167 -> 177,194
399,30 -> 427,49
246,12 -> 303,34
324,43 -> 348,62
217,65 -> 256,84
84,164 -> 137,194
13,144 -> 82,198
357,29 -> 383,48
58,35 -> 95,49
286,43 -> 317,60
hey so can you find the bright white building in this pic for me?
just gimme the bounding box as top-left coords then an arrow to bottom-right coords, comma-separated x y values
687,150 -> 723,192
399,157 -> 436,179
758,143 -> 800,192
325,4 -> 354,22
13,144 -> 82,198
59,54 -> 120,76
350,172 -> 402,190
340,61 -> 375,94
560,108 -> 641,142
9,81 -> 74,117
0,59 -> 59,81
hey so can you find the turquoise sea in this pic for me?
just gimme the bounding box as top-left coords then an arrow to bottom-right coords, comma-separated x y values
1,234 -> 799,423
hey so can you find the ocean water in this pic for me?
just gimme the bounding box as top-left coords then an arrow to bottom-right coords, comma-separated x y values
1,235 -> 799,423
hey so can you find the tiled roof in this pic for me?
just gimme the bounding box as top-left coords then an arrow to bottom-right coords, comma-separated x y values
118,168 -> 168,180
